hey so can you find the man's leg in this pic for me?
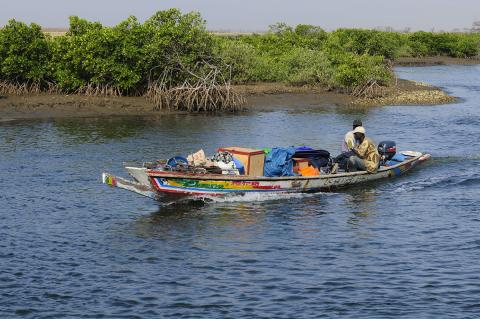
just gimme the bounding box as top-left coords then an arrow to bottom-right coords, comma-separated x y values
335,151 -> 354,170
347,156 -> 366,172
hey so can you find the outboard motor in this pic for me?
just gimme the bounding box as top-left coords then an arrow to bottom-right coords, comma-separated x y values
378,141 -> 396,161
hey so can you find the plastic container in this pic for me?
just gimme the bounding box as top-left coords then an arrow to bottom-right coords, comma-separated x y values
299,165 -> 320,176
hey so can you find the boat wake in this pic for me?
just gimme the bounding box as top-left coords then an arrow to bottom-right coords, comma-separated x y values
427,154 -> 480,164
159,190 -> 336,207
368,153 -> 480,193
201,190 -> 336,203
392,172 -> 480,193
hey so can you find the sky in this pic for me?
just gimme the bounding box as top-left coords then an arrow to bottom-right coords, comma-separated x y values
1,0 -> 479,31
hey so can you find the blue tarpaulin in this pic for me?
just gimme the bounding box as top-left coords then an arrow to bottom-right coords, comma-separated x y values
263,147 -> 296,177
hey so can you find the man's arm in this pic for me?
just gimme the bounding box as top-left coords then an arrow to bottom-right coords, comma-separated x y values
346,138 -> 354,150
353,140 -> 368,159
344,132 -> 355,151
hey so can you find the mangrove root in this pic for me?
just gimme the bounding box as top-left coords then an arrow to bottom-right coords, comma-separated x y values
0,81 -> 41,95
146,66 -> 246,112
352,80 -> 388,98
75,84 -> 122,97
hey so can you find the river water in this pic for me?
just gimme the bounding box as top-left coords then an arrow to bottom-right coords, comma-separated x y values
1,65 -> 479,318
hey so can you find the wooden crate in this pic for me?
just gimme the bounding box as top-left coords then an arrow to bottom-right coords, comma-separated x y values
218,147 -> 265,176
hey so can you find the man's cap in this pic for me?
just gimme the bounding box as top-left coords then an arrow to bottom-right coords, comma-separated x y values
353,119 -> 362,127
353,126 -> 366,134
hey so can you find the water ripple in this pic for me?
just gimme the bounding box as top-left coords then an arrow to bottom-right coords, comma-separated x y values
1,65 -> 480,318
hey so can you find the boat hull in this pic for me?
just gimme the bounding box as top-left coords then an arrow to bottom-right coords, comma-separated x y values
102,153 -> 430,200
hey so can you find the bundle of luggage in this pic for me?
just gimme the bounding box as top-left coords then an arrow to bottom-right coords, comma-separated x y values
162,146 -> 333,177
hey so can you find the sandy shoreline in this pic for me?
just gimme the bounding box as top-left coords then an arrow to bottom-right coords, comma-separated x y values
0,78 -> 457,121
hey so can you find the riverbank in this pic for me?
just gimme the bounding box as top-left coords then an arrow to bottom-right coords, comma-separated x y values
0,94 -> 162,120
0,78 -> 456,120
236,78 -> 456,110
395,56 -> 480,66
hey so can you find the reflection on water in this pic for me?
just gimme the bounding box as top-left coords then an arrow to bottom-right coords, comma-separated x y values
1,65 -> 480,318
53,117 -> 148,144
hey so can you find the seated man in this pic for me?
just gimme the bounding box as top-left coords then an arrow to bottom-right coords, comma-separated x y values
342,119 -> 363,153
333,119 -> 363,171
347,126 -> 380,173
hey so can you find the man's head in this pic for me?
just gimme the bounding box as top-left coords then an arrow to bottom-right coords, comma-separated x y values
353,119 -> 362,130
353,126 -> 366,143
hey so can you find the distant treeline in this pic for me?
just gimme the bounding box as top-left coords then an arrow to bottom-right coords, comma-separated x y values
218,23 -> 480,87
0,9 -> 479,110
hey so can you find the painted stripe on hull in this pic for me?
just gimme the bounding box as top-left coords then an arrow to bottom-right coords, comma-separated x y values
150,177 -> 287,195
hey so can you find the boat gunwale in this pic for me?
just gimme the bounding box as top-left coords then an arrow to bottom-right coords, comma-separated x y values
141,154 -> 427,182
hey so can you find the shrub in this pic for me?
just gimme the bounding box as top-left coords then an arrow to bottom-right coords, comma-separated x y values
407,31 -> 480,58
281,48 -> 333,85
7,14 -> 478,104
329,52 -> 392,90
214,38 -> 258,83
0,20 -> 51,83
51,16 -> 147,92
51,10 -> 216,93
326,29 -> 403,60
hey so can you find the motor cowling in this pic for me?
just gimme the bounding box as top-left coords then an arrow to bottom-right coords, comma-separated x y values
378,141 -> 396,160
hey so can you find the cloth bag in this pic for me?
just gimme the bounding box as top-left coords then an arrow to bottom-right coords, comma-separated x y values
263,147 -> 296,177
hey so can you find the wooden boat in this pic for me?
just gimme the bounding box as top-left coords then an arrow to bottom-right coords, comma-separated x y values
102,151 -> 431,202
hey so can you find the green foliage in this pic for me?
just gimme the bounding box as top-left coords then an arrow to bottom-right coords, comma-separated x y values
281,48 -> 333,85
325,29 -> 403,60
67,16 -> 102,36
0,10 -> 217,93
220,24 -> 392,90
323,29 -> 480,59
233,21 -> 327,60
51,9 -> 215,92
51,15 -> 148,92
216,34 -> 333,84
0,19 -> 51,83
0,12 -> 478,100
294,24 -> 328,49
214,38 -> 258,83
407,31 -> 437,56
329,52 -> 392,88
407,31 -> 479,57
143,9 -> 215,83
